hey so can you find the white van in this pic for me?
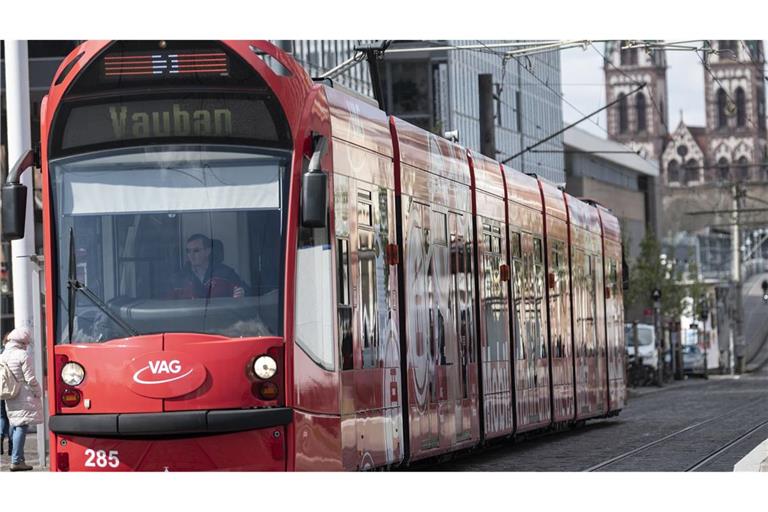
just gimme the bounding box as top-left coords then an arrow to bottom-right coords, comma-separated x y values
624,323 -> 659,371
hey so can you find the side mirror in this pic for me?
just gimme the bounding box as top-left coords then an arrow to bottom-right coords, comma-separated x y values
301,135 -> 329,229
2,149 -> 35,241
1,183 -> 28,240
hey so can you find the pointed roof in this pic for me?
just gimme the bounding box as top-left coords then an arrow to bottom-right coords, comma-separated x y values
663,121 -> 708,162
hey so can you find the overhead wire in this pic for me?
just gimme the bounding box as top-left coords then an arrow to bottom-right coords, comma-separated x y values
469,42 -> 597,128
479,42 -> 657,171
738,39 -> 768,83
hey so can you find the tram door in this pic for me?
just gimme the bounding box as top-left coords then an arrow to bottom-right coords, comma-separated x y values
605,256 -> 625,411
336,175 -> 403,469
478,219 -> 513,438
547,238 -> 574,421
591,251 -> 608,416
574,249 -> 606,418
512,231 -> 551,431
573,247 -> 592,418
449,212 -> 477,443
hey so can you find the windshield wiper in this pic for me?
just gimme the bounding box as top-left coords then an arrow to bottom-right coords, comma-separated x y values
67,227 -> 139,340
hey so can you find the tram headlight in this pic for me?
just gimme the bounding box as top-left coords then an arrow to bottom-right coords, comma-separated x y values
61,362 -> 85,386
253,355 -> 277,380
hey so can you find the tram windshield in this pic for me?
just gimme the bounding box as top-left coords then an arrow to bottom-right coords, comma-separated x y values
51,145 -> 289,344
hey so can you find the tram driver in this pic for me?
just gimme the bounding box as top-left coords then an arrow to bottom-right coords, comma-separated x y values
168,233 -> 249,299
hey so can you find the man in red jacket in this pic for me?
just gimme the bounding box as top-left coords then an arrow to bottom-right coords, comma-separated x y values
169,234 -> 248,300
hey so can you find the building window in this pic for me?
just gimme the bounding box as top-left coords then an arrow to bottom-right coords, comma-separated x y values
618,93 -> 628,134
717,157 -> 730,182
684,159 -> 699,184
620,42 -> 638,66
636,94 -> 647,133
736,87 -> 747,128
667,160 -> 680,184
737,156 -> 749,180
386,60 -> 430,129
717,88 -> 728,129
718,40 -> 738,57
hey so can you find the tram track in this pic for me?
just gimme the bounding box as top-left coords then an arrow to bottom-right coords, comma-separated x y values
584,396 -> 767,471
685,416 -> 768,471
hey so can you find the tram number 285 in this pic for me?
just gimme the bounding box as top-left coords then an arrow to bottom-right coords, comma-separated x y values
84,449 -> 120,468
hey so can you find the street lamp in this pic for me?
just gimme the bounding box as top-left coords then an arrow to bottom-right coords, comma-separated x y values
652,288 -> 663,386
699,294 -> 710,378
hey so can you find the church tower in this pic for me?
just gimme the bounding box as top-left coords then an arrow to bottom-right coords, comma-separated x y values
604,41 -> 669,161
703,40 -> 767,182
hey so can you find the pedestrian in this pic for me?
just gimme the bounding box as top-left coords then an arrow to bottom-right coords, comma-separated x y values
0,327 -> 43,471
0,333 -> 10,455
0,399 -> 9,455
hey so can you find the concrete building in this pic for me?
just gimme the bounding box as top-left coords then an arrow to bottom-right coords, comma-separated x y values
564,126 -> 659,262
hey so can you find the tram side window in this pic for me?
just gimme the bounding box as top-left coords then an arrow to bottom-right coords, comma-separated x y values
586,254 -> 597,357
482,222 -> 505,362
432,209 -> 448,366
358,187 -> 379,369
510,231 -> 524,360
337,238 -> 353,370
533,237 -> 546,358
335,176 -> 353,370
551,240 -> 565,358
593,254 -> 604,356
573,248 -> 585,358
295,198 -> 335,371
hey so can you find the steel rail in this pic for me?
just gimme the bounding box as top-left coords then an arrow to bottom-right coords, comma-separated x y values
583,397 -> 765,471
686,416 -> 768,471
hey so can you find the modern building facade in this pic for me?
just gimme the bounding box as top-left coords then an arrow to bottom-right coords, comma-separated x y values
289,39 -> 566,183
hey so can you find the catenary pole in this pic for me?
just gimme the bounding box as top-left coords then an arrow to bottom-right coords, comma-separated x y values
731,183 -> 744,374
5,40 -> 46,468
478,74 -> 496,159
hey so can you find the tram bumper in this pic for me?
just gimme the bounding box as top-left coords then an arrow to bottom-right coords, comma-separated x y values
50,408 -> 291,471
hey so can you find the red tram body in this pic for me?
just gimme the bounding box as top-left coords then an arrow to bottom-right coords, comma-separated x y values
33,40 -> 626,471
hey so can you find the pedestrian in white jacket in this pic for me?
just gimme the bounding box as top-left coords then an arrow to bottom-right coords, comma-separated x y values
1,327 -> 43,471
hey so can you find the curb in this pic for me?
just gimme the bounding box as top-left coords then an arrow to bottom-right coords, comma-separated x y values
734,438 -> 768,471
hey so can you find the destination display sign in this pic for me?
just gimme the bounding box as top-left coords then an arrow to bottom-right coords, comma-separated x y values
58,96 -> 286,152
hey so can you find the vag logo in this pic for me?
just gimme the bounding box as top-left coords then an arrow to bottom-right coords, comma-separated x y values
126,352 -> 207,398
133,360 -> 187,384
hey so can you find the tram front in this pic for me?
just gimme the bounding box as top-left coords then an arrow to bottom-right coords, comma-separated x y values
4,40 -> 320,471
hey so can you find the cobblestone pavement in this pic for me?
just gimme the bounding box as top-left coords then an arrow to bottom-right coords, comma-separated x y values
1,372 -> 765,472
0,428 -> 46,472
414,370 -> 768,471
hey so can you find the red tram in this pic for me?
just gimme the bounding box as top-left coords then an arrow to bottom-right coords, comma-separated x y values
1,40 -> 626,471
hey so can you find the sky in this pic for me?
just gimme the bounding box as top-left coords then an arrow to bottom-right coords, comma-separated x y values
559,41 -> 762,139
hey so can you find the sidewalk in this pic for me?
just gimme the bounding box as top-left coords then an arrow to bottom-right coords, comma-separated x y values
0,428 -> 48,472
626,373 -> 720,399
734,438 -> 768,471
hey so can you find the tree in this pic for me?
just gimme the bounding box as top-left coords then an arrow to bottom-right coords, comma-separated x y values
625,232 -> 687,321
685,260 -> 709,320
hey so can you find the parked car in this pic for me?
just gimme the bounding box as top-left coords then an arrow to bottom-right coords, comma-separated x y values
625,323 -> 659,372
682,344 -> 707,378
